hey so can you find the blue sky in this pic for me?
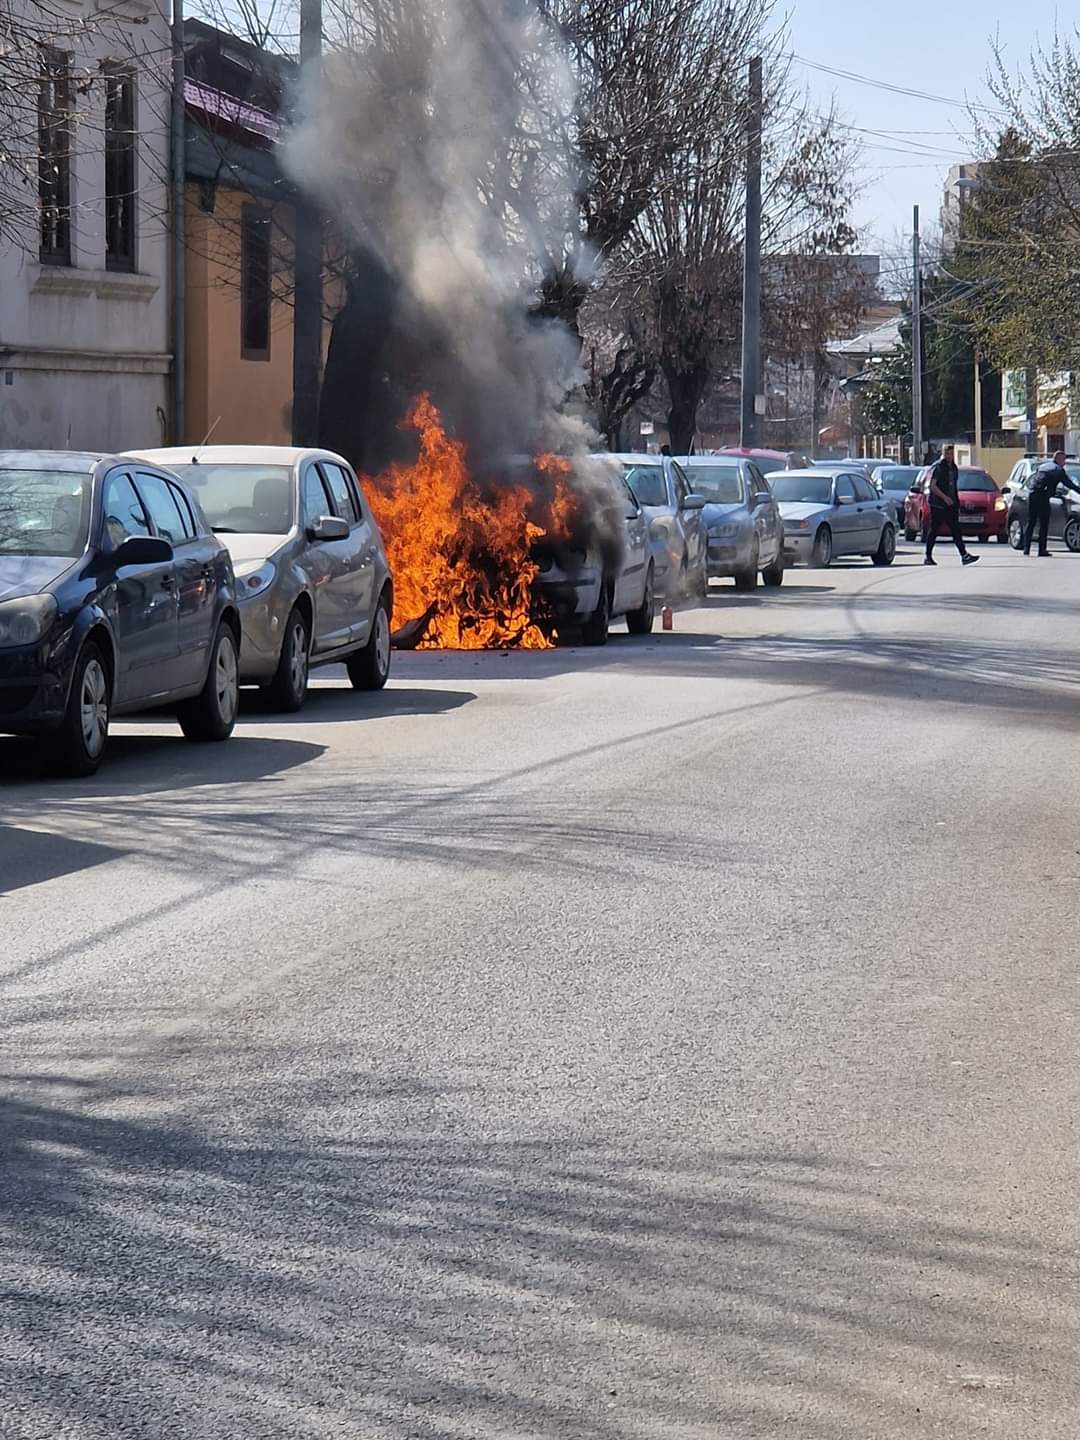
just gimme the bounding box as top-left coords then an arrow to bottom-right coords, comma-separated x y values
789,0 -> 1071,249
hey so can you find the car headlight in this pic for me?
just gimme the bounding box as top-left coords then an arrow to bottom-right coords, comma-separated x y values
785,519 -> 810,531
234,560 -> 276,600
994,498 -> 1006,511
708,524 -> 740,539
0,594 -> 58,648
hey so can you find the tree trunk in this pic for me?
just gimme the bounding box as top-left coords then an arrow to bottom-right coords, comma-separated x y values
318,250 -> 399,475
663,360 -> 708,457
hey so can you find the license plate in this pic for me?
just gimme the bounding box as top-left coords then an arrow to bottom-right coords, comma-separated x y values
962,511 -> 983,521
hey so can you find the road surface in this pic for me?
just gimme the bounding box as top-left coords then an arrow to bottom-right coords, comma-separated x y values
2,543 -> 1079,1438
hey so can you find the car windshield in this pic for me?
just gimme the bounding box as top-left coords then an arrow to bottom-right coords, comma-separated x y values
877,467 -> 920,492
753,457 -> 787,476
0,469 -> 90,557
682,465 -> 744,504
958,471 -> 998,493
622,464 -> 667,507
167,463 -> 294,534
770,475 -> 834,505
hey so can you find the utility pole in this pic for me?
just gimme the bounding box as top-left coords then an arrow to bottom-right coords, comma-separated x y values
291,0 -> 323,446
740,55 -> 763,448
911,204 -> 923,465
973,350 -> 983,467
170,0 -> 185,443
1025,366 -> 1038,451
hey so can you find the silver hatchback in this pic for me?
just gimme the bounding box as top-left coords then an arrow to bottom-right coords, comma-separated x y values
129,446 -> 393,709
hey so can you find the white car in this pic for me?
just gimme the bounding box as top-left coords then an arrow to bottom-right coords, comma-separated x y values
128,446 -> 393,708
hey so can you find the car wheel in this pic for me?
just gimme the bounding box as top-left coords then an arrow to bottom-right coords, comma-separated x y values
996,531 -> 1009,544
179,623 -> 239,742
49,641 -> 111,778
811,526 -> 833,568
581,582 -> 610,646
265,605 -> 310,712
626,564 -> 655,635
734,542 -> 759,591
872,524 -> 896,567
347,589 -> 392,690
1008,516 -> 1025,550
761,548 -> 784,587
1064,518 -> 1080,553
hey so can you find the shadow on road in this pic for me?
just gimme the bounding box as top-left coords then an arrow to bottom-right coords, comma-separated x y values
0,734 -> 326,793
0,1070 -> 1075,1438
0,825 -> 126,897
240,684 -> 477,724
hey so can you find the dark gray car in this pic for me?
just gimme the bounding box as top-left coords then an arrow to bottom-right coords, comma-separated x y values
130,446 -> 393,710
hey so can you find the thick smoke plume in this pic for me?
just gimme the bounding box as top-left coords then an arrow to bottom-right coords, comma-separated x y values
283,0 -> 624,571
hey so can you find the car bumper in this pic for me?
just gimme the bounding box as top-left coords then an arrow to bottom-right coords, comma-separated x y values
782,532 -> 814,563
533,570 -> 602,622
707,537 -> 752,577
236,590 -> 288,683
0,640 -> 66,735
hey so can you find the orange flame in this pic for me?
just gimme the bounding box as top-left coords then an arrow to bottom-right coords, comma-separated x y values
364,395 -> 578,649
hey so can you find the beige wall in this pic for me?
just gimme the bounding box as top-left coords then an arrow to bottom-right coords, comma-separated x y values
184,185 -> 295,446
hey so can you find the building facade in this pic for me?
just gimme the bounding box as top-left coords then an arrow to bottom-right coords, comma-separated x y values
0,0 -> 172,450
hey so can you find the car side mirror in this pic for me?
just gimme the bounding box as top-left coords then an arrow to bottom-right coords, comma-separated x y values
112,535 -> 173,567
681,493 -> 706,511
752,492 -> 771,508
308,515 -> 350,542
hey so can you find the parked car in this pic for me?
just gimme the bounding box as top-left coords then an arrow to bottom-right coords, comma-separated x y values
533,467 -> 653,645
129,446 -> 393,709
713,446 -> 790,477
609,453 -> 707,600
678,454 -> 785,589
1001,454 -> 1079,507
903,466 -> 1007,544
1003,459 -> 1080,551
0,450 -> 240,775
871,464 -> 922,527
772,467 -> 896,568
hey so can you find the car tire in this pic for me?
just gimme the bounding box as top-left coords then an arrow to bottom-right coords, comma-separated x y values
49,640 -> 111,778
1064,518 -> 1080,553
872,524 -> 896,567
626,564 -> 655,635
178,622 -> 239,742
761,549 -> 784,587
996,531 -> 1009,544
1008,516 -> 1025,550
346,589 -> 392,690
581,582 -> 610,646
811,526 -> 833,568
265,605 -> 310,712
734,542 -> 759,591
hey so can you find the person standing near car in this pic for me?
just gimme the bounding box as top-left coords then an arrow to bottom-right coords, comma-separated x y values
1024,451 -> 1080,557
925,444 -> 979,567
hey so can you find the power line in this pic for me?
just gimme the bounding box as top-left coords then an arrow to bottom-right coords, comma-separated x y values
790,54 -> 1008,119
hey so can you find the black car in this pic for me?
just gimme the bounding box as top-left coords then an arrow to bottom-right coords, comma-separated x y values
0,451 -> 241,775
1003,457 -> 1080,551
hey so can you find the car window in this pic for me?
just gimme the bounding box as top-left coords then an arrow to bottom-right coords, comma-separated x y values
957,471 -> 998,493
165,480 -> 197,540
670,462 -> 689,505
320,461 -> 360,524
751,467 -> 771,499
302,466 -> 333,523
622,464 -> 667,508
836,476 -> 856,502
344,471 -> 368,522
135,472 -> 190,545
852,476 -> 876,503
102,472 -> 152,550
681,465 -> 744,504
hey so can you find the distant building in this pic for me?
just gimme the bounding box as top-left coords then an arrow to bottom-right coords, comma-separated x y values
942,163 -> 982,250
0,0 -> 172,450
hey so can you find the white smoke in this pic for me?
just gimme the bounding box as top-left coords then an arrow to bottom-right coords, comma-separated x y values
283,0 -> 624,567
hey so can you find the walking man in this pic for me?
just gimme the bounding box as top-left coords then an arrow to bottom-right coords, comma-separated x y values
1024,451 -> 1080,556
924,444 -> 979,567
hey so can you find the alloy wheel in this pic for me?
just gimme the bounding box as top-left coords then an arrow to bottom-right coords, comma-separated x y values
374,605 -> 391,678
217,635 -> 239,726
290,619 -> 309,697
80,659 -> 109,759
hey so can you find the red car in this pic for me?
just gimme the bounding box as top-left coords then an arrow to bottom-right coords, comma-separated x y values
903,466 -> 1008,543
714,447 -> 791,477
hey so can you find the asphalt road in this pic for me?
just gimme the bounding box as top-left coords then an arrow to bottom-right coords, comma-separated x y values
2,541 -> 1079,1439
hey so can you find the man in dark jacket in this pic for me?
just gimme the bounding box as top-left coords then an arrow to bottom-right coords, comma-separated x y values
1024,452 -> 1080,556
925,445 -> 979,566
